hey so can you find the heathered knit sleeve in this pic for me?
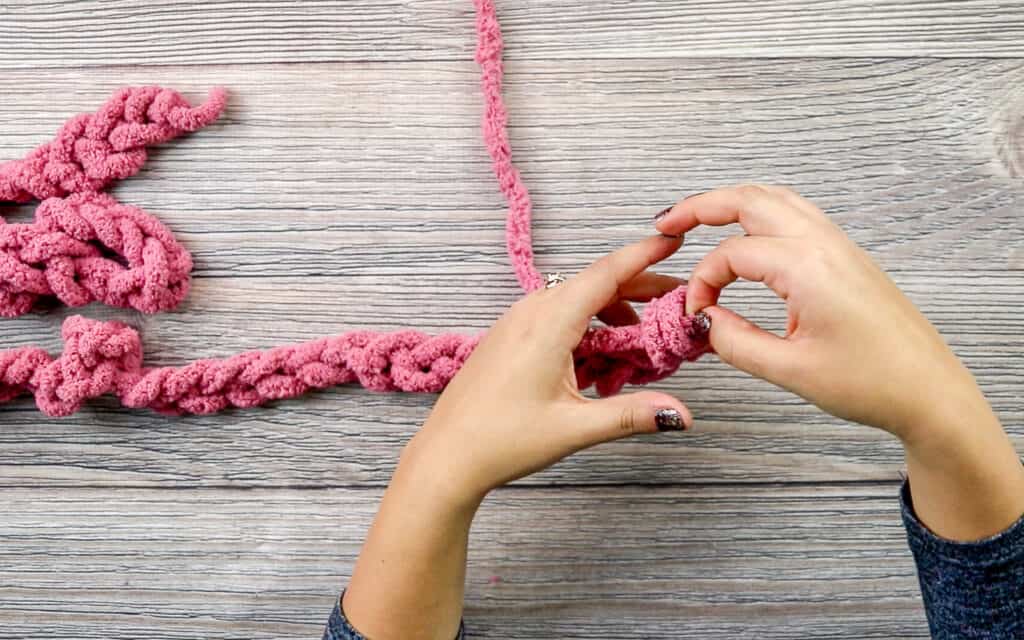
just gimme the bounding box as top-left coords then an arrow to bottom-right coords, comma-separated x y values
901,480 -> 1024,639
322,592 -> 466,640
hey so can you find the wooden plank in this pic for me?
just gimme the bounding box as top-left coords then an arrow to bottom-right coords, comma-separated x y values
2,60 -> 1022,487
0,270 -> 1020,488
2,0 -> 1022,69
1,6 -> 1015,640
1,60 -> 1021,277
7,269 -> 1022,352
0,484 -> 930,639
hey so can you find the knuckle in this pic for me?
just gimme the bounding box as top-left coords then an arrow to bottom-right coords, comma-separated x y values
781,352 -> 812,384
735,184 -> 769,201
741,344 -> 773,378
616,405 -> 642,435
804,242 -> 828,261
690,261 -> 713,285
715,318 -> 760,375
503,298 -> 547,337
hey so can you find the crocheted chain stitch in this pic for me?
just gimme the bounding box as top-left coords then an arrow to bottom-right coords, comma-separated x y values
0,192 -> 193,317
0,86 -> 223,316
0,0 -> 710,417
0,85 -> 227,203
474,0 -> 543,292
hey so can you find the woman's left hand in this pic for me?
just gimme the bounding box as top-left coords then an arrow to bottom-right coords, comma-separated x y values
401,234 -> 694,508
345,234 -> 695,640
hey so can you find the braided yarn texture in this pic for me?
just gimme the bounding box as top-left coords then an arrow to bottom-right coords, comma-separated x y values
0,293 -> 707,417
1,192 -> 193,317
0,86 -> 222,317
0,1 -> 710,417
0,86 -> 227,203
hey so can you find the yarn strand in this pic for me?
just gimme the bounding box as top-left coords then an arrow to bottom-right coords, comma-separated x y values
474,0 -> 544,292
1,290 -> 707,417
0,3 -> 710,417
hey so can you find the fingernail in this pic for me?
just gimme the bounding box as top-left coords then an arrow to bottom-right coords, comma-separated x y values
655,408 -> 686,432
655,207 -> 683,239
682,191 -> 708,201
689,310 -> 712,336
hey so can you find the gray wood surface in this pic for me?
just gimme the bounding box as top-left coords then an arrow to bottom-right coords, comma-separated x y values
1,269 -> 1020,489
0,485 -> 929,639
1,1 -> 1022,638
1,0 -> 1023,67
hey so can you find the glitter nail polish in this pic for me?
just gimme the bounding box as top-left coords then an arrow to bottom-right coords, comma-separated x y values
693,310 -> 712,335
655,408 -> 685,431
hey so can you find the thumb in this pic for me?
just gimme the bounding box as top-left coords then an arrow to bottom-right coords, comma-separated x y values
702,304 -> 796,383
570,390 -> 693,448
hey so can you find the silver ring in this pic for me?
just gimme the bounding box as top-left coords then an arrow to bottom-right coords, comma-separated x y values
544,272 -> 567,289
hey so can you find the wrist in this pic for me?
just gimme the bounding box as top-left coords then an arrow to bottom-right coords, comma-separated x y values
897,381 -> 994,462
900,413 -> 1024,540
889,361 -> 985,445
393,434 -> 488,518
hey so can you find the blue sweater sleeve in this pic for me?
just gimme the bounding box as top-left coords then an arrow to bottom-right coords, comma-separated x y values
901,480 -> 1024,639
322,592 -> 466,640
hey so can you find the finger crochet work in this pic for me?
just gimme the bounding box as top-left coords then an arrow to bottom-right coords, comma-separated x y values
0,0 -> 710,417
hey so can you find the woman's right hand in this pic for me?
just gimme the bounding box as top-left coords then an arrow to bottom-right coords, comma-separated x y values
656,185 -> 1024,541
657,185 -> 975,441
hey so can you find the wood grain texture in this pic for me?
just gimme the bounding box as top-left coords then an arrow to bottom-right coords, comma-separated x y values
994,82 -> 1024,178
0,271 -> 1020,488
1,3 -> 1021,638
0,485 -> 930,639
2,0 -> 1023,69
0,60 -> 1021,489
2,60 -> 1021,278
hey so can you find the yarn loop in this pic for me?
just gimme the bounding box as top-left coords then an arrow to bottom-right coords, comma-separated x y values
1,192 -> 192,317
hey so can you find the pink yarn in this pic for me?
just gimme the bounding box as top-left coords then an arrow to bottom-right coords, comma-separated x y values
0,192 -> 193,317
1,290 -> 707,417
0,86 -> 227,203
0,1 -> 710,417
474,0 -> 543,292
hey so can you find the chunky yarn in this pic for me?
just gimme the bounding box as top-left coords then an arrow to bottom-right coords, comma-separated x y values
0,192 -> 193,317
0,288 -> 706,417
0,86 -> 227,203
475,0 -> 543,292
0,0 -> 710,417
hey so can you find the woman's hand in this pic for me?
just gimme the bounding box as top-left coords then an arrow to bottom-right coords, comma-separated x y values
655,185 -> 1024,541
404,234 -> 695,509
657,185 -> 970,437
345,235 -> 697,640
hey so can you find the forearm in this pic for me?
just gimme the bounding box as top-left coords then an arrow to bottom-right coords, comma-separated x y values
344,438 -> 481,640
900,367 -> 1024,541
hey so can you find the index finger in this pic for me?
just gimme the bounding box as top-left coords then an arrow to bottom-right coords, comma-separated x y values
685,235 -> 793,315
655,185 -> 808,238
558,235 -> 683,320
